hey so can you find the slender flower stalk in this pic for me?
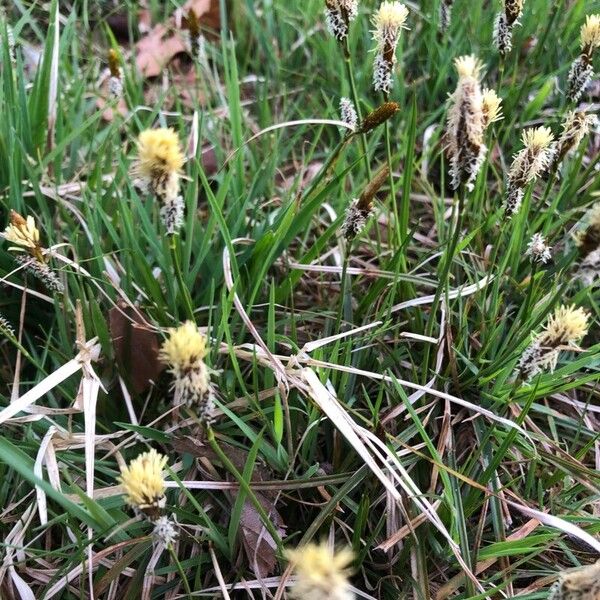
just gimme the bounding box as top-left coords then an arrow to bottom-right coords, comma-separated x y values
446,56 -> 502,191
371,2 -> 409,94
325,0 -> 359,42
493,0 -> 525,55
286,543 -> 355,600
119,449 -> 168,520
526,233 -> 552,264
567,14 -> 600,103
517,305 -> 589,380
553,111 -> 598,167
341,164 -> 389,240
136,128 -> 185,234
439,0 -> 454,34
2,211 -> 63,292
505,126 -> 555,215
159,321 -> 214,423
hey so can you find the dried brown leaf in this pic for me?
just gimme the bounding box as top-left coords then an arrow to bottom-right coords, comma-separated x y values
109,305 -> 163,394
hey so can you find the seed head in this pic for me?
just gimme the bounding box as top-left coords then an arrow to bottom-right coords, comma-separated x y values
581,14 -> 600,57
153,515 -> 178,546
504,0 -> 525,25
325,0 -> 359,41
549,560 -> 600,600
578,247 -> 600,286
505,127 -> 555,213
540,305 -> 589,348
526,233 -> 552,264
554,111 -> 598,165
0,314 -> 15,339
137,128 -> 184,202
358,102 -> 400,133
160,321 -> 213,419
446,55 -> 487,190
575,203 -> 600,257
439,0 -> 454,33
160,321 -> 208,371
286,543 -> 355,600
3,211 -> 40,250
371,2 -> 409,93
567,56 -> 594,103
119,449 -> 167,517
517,305 -> 589,380
339,97 -> 358,132
482,88 -> 503,127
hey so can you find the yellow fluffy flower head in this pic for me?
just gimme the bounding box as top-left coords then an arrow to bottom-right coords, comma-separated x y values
581,14 -> 600,53
119,449 -> 167,514
372,2 -> 409,50
159,321 -> 208,372
3,211 -> 40,250
522,126 -> 554,151
286,543 -> 355,600
137,128 -> 184,180
541,305 -> 589,347
454,55 -> 482,80
482,88 -> 503,126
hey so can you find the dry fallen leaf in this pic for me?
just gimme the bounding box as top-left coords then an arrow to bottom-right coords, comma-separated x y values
239,494 -> 286,579
136,0 -> 221,78
109,304 -> 164,394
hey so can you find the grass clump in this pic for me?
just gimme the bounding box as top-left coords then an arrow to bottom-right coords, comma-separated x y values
1,1 -> 600,598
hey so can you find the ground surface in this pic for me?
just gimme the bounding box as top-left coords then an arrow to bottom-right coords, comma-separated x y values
1,0 -> 600,598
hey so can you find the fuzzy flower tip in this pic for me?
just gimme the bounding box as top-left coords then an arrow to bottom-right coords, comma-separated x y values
3,211 -> 40,250
581,14 -> 600,55
555,111 -> 598,165
517,305 -> 589,380
286,543 -> 355,600
542,305 -> 589,347
371,2 -> 409,94
526,233 -> 552,264
482,88 -> 503,127
160,321 -> 214,420
446,55 -> 494,191
119,449 -> 167,515
567,15 -> 600,102
505,126 -> 555,214
325,0 -> 359,41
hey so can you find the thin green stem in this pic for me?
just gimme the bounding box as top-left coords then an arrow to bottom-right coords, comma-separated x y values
206,427 -> 284,553
522,262 -> 538,320
343,40 -> 371,179
336,250 -> 353,333
169,234 -> 195,321
384,118 -> 402,255
422,188 -> 466,381
169,545 -> 193,599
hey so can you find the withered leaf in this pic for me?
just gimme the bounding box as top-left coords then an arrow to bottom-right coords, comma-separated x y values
109,304 -> 164,394
239,494 -> 286,579
136,0 -> 221,78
